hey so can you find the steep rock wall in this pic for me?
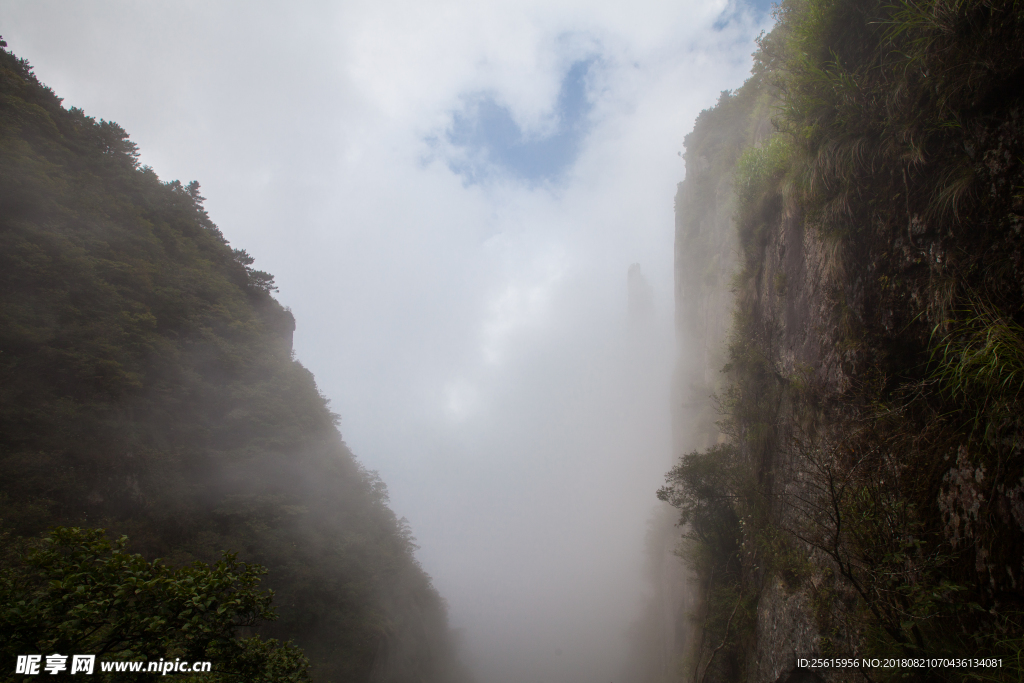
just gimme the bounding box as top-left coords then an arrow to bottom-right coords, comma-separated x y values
665,1 -> 1024,681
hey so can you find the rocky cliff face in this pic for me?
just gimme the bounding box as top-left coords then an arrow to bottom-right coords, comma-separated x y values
664,1 -> 1024,681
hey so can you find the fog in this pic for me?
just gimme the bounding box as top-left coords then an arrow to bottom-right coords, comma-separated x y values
0,1 -> 770,680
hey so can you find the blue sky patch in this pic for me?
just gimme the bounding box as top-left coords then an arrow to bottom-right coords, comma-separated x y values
445,59 -> 594,184
714,0 -> 775,30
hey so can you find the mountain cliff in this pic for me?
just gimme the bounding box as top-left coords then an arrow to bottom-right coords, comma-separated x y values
0,39 -> 466,683
663,1 -> 1024,681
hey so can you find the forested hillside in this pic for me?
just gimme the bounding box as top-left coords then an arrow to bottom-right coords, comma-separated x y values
0,39 -> 466,683
663,0 -> 1024,680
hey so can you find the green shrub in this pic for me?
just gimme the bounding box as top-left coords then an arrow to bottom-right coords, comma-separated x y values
0,527 -> 309,682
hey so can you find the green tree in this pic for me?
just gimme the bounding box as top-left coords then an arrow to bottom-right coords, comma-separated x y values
0,527 -> 309,682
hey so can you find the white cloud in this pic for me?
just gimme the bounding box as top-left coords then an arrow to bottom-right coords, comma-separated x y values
480,246 -> 567,365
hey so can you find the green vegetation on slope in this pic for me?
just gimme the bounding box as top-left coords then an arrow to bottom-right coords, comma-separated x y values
0,39 -> 465,683
664,1 -> 1024,680
1,527 -> 310,682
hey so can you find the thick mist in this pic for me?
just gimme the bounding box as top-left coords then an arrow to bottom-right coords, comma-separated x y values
0,1 -> 771,680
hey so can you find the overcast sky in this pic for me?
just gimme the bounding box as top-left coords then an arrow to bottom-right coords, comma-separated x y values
1,2 -> 770,680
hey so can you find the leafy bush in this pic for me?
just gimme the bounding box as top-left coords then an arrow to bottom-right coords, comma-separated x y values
734,135 -> 792,213
0,527 -> 310,682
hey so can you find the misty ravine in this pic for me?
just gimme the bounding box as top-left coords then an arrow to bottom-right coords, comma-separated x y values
4,0 -> 1024,682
